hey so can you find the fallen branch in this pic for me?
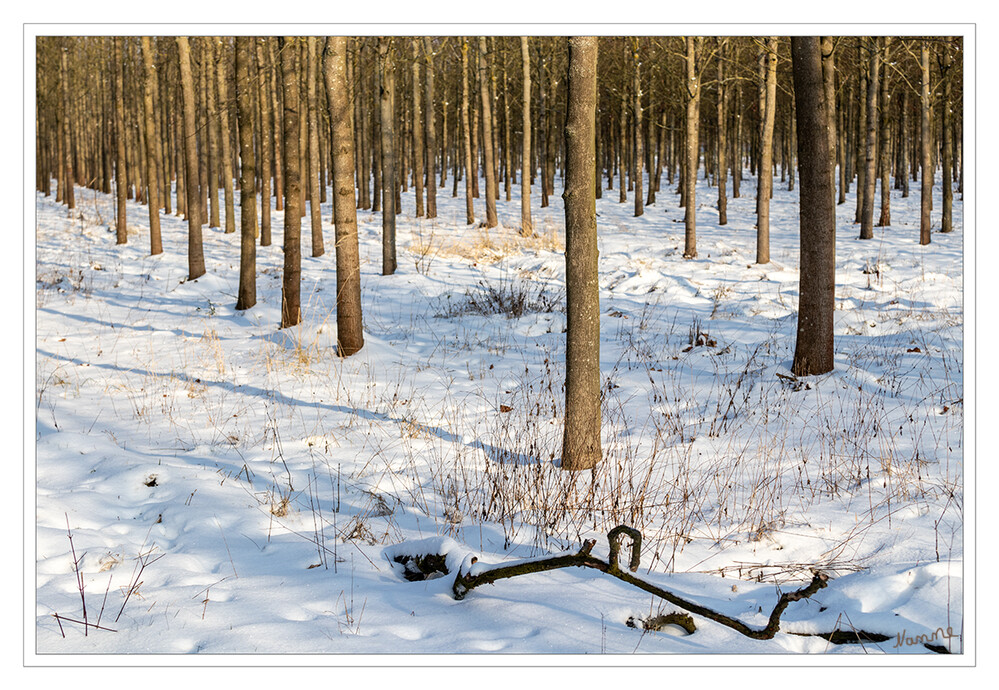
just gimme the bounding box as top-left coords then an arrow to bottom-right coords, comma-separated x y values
452,525 -> 829,641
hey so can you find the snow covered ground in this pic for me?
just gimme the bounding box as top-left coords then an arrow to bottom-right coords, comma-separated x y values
32,164 -> 965,659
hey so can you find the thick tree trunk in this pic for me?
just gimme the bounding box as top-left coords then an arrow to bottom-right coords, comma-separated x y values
177,37 -> 205,279
821,36 -> 837,210
280,36 -> 303,328
520,36 -> 533,235
561,36 -> 601,473
756,37 -> 777,264
478,37 -> 498,228
234,37 -> 257,311
323,37 -> 365,356
790,37 -> 836,377
379,37 -> 397,274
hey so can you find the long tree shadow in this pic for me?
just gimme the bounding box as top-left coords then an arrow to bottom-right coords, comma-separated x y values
36,348 -> 549,468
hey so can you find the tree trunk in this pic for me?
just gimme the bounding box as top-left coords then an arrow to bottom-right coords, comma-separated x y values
323,37 -> 365,357
411,40 -> 425,219
59,42 -> 76,210
877,38 -> 893,227
280,36 -> 302,328
114,37 -> 128,244
422,37 -> 438,219
684,36 -> 702,258
379,37 -> 397,273
177,37 -> 205,279
790,37 -> 836,377
204,40 -> 220,230
632,39 -> 644,218
561,36 -> 601,473
920,41 -> 932,245
234,37 -> 257,311
252,40 -> 269,244
520,36 -> 533,235
214,39 -> 236,235
821,36 -> 837,210
306,37 -> 324,257
941,39 -> 954,233
139,37 -> 163,255
717,38 -> 728,225
860,37 -> 880,239
756,37 -> 777,264
478,37 -> 498,228
460,38 -> 475,225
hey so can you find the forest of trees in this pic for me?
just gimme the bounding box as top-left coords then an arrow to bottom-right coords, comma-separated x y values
34,35 -> 964,469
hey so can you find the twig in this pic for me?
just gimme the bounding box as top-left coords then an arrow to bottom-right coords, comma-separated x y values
65,514 -> 88,636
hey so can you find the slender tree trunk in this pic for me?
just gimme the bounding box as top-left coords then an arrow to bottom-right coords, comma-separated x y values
323,37 -> 365,356
790,37 -> 836,377
502,40 -> 512,202
877,38 -> 893,227
460,38 -> 475,225
59,42 -> 76,210
204,40 -> 220,230
520,36 -> 533,235
618,89 -> 627,203
411,40 -> 425,219
213,39 -> 235,235
235,37 -> 257,311
280,36 -> 302,328
860,37 -> 880,239
717,39 -> 728,225
177,37 -> 205,279
684,36 -> 702,258
632,39 -> 644,218
478,37 -> 499,228
821,36 -> 837,210
139,37 -> 163,255
253,40 -> 270,244
379,37 -> 397,274
306,37 -> 324,257
941,39 -> 954,233
900,89 -> 910,198
561,36 -> 601,473
756,37 -> 777,264
422,37 -> 438,218
920,41 -> 933,245
114,37 -> 128,244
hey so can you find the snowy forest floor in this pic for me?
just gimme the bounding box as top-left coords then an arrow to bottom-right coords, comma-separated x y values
33,167 -> 964,656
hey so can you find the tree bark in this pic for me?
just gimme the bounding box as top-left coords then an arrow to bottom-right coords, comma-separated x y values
790,37 -> 836,377
235,37 -> 257,311
306,37 -> 324,257
422,37 -> 438,218
717,38 -> 728,226
323,37 -> 365,356
821,36 -> 837,211
113,37 -> 128,244
632,39 -> 644,218
562,36 -> 601,472
280,36 -> 302,328
684,36 -> 702,258
177,37 -> 205,279
139,37 -> 163,255
859,37 -> 879,239
877,38 -> 892,228
756,37 -> 777,264
478,37 -> 498,228
59,41 -> 76,210
460,38 -> 475,225
919,41 -> 933,245
411,40 -> 425,219
379,37 -> 397,274
254,39 -> 271,244
214,39 -> 236,235
520,36 -> 533,235
941,39 -> 954,233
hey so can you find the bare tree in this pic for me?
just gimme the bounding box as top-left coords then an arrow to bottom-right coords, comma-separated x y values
478,36 -> 498,228
520,36 -> 533,235
422,37 -> 438,219
561,36 -> 601,472
176,37 -> 205,279
139,37 -> 163,255
756,37 -> 777,264
234,36 -> 257,311
790,37 -> 836,377
323,37 -> 365,356
920,40 -> 932,245
684,36 -> 703,258
113,37 -> 128,245
379,37 -> 397,274
280,36 -> 302,328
